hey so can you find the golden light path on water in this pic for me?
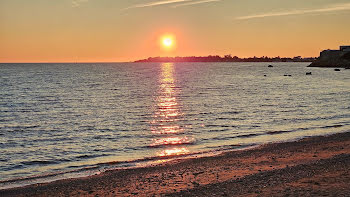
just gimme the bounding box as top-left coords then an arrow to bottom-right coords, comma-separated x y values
150,63 -> 193,157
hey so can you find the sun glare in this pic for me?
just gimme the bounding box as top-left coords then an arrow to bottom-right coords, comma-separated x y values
161,35 -> 175,50
163,38 -> 173,47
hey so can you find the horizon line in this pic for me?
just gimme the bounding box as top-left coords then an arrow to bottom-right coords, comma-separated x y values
0,55 -> 319,64
0,61 -> 314,64
1,55 -> 318,63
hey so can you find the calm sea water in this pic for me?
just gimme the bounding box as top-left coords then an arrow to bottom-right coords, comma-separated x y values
0,62 -> 349,188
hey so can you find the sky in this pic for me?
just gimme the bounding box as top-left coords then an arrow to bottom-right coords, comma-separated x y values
0,0 -> 350,62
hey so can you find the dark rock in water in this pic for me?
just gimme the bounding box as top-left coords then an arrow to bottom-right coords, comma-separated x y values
306,72 -> 312,75
268,65 -> 273,68
264,75 -> 267,77
309,46 -> 350,68
334,69 -> 341,71
284,74 -> 288,76
288,75 -> 292,77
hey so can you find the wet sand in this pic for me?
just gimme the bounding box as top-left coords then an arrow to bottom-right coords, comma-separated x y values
1,132 -> 350,197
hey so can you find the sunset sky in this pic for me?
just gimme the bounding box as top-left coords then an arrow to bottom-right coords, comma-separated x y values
1,0 -> 349,62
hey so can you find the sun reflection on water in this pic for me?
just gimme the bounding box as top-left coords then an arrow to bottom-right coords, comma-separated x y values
150,136 -> 195,147
150,63 -> 191,157
158,148 -> 190,157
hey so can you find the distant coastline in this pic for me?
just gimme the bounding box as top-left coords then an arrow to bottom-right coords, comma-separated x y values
134,55 -> 316,63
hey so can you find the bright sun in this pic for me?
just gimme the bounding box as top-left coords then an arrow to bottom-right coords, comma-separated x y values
163,38 -> 173,47
161,35 -> 175,50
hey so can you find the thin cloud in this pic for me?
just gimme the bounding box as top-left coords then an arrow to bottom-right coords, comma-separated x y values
124,0 -> 192,10
72,0 -> 89,7
172,0 -> 222,8
236,3 -> 350,20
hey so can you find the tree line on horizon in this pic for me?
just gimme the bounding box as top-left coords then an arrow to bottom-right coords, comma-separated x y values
134,55 -> 316,63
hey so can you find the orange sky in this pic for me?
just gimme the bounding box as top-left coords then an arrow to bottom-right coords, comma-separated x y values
0,0 -> 350,62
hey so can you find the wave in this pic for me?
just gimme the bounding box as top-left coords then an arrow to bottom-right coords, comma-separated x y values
206,124 -> 239,128
148,136 -> 196,148
237,133 -> 262,138
267,124 -> 347,135
321,124 -> 344,129
75,154 -> 111,160
21,160 -> 60,166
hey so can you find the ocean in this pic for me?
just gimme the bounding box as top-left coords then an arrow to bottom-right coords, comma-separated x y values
0,62 -> 349,189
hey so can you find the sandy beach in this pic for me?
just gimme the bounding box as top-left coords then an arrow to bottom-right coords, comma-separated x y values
1,131 -> 350,197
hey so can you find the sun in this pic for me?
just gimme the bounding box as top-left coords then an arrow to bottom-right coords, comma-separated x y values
161,35 -> 175,50
163,38 -> 173,47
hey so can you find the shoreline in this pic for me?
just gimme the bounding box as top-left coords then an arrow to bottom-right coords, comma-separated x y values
0,126 -> 345,190
0,143 -> 255,190
1,131 -> 350,196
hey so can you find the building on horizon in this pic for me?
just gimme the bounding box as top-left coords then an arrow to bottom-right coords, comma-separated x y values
340,46 -> 350,52
309,45 -> 350,68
